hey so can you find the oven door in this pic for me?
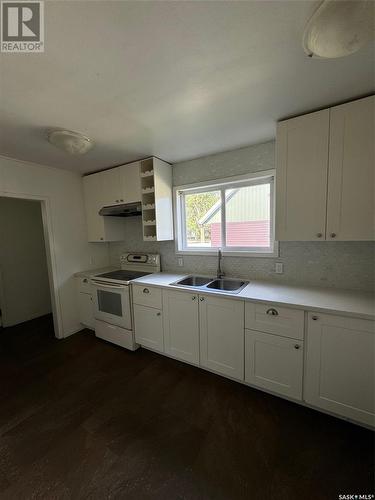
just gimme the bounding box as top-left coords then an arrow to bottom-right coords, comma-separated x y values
91,280 -> 132,330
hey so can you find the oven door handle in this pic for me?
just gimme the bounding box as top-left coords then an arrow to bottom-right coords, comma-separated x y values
91,280 -> 127,289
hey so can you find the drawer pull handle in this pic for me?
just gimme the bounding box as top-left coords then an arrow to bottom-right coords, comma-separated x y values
294,344 -> 300,350
266,308 -> 278,316
199,297 -> 205,302
143,288 -> 150,294
311,315 -> 318,321
192,296 -> 196,301
83,278 -> 88,283
156,312 -> 161,316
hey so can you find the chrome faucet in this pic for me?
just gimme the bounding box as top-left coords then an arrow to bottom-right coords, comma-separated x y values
217,248 -> 225,279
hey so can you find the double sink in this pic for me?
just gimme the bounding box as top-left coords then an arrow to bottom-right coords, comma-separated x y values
171,275 -> 249,294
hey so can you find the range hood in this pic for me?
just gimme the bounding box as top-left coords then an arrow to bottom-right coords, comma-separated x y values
99,202 -> 142,217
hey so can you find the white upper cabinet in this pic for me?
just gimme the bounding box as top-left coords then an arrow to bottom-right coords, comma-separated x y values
119,162 -> 142,204
276,109 -> 329,241
326,96 -> 375,241
82,161 -> 142,242
199,295 -> 244,381
276,96 -> 374,241
83,171 -> 124,242
304,312 -> 375,427
162,290 -> 200,365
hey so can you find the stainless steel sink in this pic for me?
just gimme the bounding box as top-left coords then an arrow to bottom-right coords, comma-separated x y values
173,275 -> 213,287
171,275 -> 249,294
206,278 -> 248,293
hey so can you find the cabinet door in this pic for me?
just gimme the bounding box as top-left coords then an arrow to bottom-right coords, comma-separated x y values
120,162 -> 141,203
276,109 -> 329,241
83,174 -> 106,241
83,173 -> 125,242
163,290 -> 199,364
134,304 -> 164,353
305,312 -> 375,426
96,168 -> 122,207
245,329 -> 303,400
199,295 -> 244,380
78,292 -> 94,329
327,96 -> 375,241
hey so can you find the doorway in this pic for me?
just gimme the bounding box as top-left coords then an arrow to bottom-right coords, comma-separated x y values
0,196 -> 56,335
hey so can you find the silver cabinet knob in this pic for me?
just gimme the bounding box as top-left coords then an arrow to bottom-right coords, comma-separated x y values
100,237 -> 104,241
83,278 -> 88,283
316,233 -> 322,238
143,288 -> 150,294
266,308 -> 278,316
192,296 -> 196,301
120,199 -> 124,202
115,199 -> 119,203
156,312 -> 161,316
311,315 -> 318,321
294,344 -> 300,350
330,233 -> 336,238
199,297 -> 205,302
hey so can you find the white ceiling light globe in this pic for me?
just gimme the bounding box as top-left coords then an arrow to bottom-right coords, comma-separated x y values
303,0 -> 374,58
47,129 -> 94,155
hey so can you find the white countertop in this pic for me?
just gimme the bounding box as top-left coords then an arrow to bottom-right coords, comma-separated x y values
131,272 -> 375,320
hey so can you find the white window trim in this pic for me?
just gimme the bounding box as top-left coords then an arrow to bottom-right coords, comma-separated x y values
173,170 -> 279,258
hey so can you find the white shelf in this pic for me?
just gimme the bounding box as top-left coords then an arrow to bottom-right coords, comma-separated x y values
140,170 -> 154,178
143,235 -> 157,241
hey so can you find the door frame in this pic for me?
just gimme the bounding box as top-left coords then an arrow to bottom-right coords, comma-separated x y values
0,191 -> 63,339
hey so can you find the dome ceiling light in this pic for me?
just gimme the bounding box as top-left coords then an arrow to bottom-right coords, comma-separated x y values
47,129 -> 94,155
303,0 -> 374,58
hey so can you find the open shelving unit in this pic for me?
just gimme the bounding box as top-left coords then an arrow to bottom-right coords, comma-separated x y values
140,157 -> 174,242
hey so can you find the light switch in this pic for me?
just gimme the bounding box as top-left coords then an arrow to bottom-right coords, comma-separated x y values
178,257 -> 184,267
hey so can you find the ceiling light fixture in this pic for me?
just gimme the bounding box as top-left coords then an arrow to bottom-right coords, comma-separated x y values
303,0 -> 374,58
47,129 -> 94,155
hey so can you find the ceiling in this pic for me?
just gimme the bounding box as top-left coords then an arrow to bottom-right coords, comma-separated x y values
0,0 -> 374,174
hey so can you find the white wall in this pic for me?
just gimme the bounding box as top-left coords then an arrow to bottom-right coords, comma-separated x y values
0,155 -> 109,338
0,197 -> 52,326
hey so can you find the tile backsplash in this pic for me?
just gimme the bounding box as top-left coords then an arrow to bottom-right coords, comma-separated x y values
109,141 -> 375,292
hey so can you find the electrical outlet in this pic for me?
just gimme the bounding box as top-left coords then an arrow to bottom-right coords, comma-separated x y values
178,257 -> 184,267
275,262 -> 283,274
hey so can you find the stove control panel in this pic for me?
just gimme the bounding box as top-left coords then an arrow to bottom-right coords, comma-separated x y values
120,253 -> 160,272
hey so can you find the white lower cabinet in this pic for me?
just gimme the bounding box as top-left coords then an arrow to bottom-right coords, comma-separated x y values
305,312 -> 375,427
245,330 -> 303,400
162,290 -> 200,364
78,292 -> 94,329
76,277 -> 94,329
133,304 -> 164,353
199,295 -> 244,381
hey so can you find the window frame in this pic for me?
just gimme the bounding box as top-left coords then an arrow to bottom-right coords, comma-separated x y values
174,170 -> 279,257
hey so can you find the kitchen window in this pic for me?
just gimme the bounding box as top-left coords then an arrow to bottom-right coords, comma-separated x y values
174,171 -> 277,256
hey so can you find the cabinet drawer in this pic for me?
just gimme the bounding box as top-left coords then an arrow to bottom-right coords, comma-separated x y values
245,302 -> 304,340
132,284 -> 162,309
76,276 -> 92,294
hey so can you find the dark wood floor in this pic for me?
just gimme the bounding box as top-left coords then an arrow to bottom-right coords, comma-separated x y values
0,315 -> 373,499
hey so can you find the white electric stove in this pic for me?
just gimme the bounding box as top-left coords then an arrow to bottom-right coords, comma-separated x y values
90,253 -> 160,350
